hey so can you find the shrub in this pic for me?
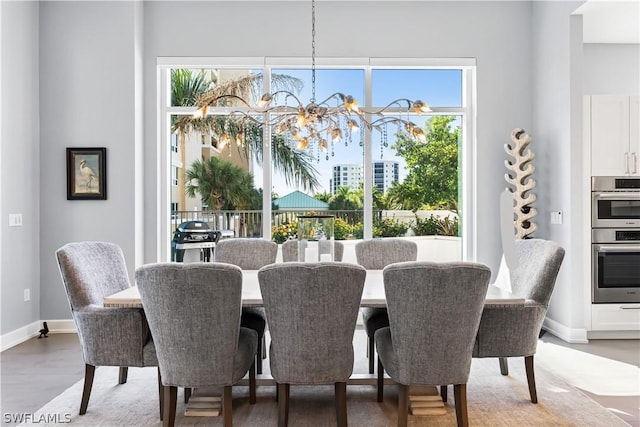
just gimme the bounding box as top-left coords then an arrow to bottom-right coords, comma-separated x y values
413,215 -> 441,236
352,222 -> 364,239
333,217 -> 352,240
272,220 -> 297,244
413,214 -> 459,236
373,218 -> 410,238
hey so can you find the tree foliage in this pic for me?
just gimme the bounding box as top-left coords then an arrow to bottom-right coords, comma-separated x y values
389,116 -> 460,211
329,186 -> 363,211
171,69 -> 320,192
185,157 -> 256,211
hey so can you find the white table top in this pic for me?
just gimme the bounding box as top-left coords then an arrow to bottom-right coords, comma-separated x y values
104,269 -> 524,308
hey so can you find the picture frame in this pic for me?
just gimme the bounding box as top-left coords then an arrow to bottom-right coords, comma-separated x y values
66,147 -> 107,200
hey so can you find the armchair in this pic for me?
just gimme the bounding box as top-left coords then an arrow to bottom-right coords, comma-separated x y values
355,238 -> 417,374
472,238 -> 565,403
376,261 -> 491,427
214,238 -> 278,375
56,241 -> 159,416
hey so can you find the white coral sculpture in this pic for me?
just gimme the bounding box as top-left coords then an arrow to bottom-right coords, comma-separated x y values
504,128 -> 537,239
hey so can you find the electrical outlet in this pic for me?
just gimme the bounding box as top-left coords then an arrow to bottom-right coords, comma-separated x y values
24,289 -> 30,302
550,211 -> 563,225
9,213 -> 23,227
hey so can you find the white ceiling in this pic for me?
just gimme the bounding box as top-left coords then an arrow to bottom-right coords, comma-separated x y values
573,0 -> 640,43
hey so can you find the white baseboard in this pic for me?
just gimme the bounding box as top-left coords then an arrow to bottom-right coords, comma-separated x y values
587,330 -> 640,339
0,319 -> 76,352
543,317 -> 589,343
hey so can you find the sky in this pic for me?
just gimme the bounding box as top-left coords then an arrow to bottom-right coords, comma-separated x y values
251,68 -> 463,196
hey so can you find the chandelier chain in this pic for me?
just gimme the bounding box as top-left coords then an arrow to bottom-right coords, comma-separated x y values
311,0 -> 316,103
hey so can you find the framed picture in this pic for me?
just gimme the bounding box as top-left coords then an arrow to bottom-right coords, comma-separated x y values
66,147 -> 107,200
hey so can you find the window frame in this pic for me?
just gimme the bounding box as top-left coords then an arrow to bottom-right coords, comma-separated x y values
157,57 -> 477,262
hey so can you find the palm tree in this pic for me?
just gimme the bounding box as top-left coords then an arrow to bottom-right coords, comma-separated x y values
185,157 -> 255,211
171,70 -> 214,209
172,69 -> 320,194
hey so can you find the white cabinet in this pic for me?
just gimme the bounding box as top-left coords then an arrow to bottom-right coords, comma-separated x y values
592,304 -> 640,331
590,95 -> 640,176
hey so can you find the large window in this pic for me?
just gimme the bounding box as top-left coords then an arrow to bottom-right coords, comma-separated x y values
159,58 -> 476,262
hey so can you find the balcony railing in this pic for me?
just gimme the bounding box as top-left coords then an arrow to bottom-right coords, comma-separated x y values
171,209 -> 371,239
170,208 -> 458,241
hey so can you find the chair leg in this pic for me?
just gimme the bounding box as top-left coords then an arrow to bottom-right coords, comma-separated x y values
262,334 -> 267,358
335,382 -> 348,427
397,383 -> 409,427
256,336 -> 263,375
158,368 -> 163,421
525,355 -> 538,403
453,384 -> 468,427
499,357 -> 509,375
79,364 -> 95,415
368,335 -> 375,374
223,385 -> 233,427
162,385 -> 177,427
118,367 -> 128,384
377,357 -> 384,402
440,385 -> 448,403
277,383 -> 290,427
184,387 -> 191,403
249,362 -> 256,404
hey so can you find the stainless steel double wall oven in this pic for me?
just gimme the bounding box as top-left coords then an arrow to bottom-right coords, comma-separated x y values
591,176 -> 640,303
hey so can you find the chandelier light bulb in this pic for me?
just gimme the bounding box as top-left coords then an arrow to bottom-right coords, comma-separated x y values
297,137 -> 309,150
191,0 -> 432,160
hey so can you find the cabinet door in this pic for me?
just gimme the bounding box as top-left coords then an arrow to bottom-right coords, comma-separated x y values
630,96 -> 639,175
591,95 -> 630,176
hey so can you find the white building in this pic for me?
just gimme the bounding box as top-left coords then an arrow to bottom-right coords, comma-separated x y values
331,161 -> 399,194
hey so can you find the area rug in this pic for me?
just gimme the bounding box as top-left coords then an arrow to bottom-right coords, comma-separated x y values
21,356 -> 628,427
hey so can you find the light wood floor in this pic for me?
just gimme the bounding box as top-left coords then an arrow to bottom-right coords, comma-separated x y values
1,330 -> 638,426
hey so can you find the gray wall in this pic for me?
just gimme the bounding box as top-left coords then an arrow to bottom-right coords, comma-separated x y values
143,0 -> 534,280
583,43 -> 640,94
531,1 -> 585,332
1,1 -> 41,333
6,0 -> 634,338
38,1 -> 141,321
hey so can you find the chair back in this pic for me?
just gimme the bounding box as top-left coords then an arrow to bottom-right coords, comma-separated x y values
509,239 -> 565,306
214,238 -> 277,269
282,240 -> 344,262
258,262 -> 366,384
383,261 -> 490,385
136,263 -> 244,387
355,238 -> 417,269
56,241 -> 131,310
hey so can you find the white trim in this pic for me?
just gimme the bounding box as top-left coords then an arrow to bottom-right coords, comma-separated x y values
587,330 -> 640,339
159,58 -> 475,260
43,319 -> 77,334
0,320 -> 76,352
370,57 -> 476,68
462,66 -> 477,262
158,56 -> 476,69
157,57 -> 265,68
266,57 -> 369,67
543,317 -> 589,344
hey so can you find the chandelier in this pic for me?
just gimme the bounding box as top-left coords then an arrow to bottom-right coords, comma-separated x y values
193,0 -> 430,159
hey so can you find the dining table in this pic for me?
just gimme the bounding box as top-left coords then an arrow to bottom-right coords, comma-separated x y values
103,267 -> 524,418
103,269 -> 524,308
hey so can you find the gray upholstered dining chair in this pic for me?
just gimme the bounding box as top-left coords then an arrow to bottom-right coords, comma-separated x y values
281,239 -> 344,262
258,262 -> 366,427
355,238 -> 417,374
136,262 -> 257,427
473,238 -> 565,403
214,238 -> 278,375
376,261 -> 491,427
56,241 -> 159,416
